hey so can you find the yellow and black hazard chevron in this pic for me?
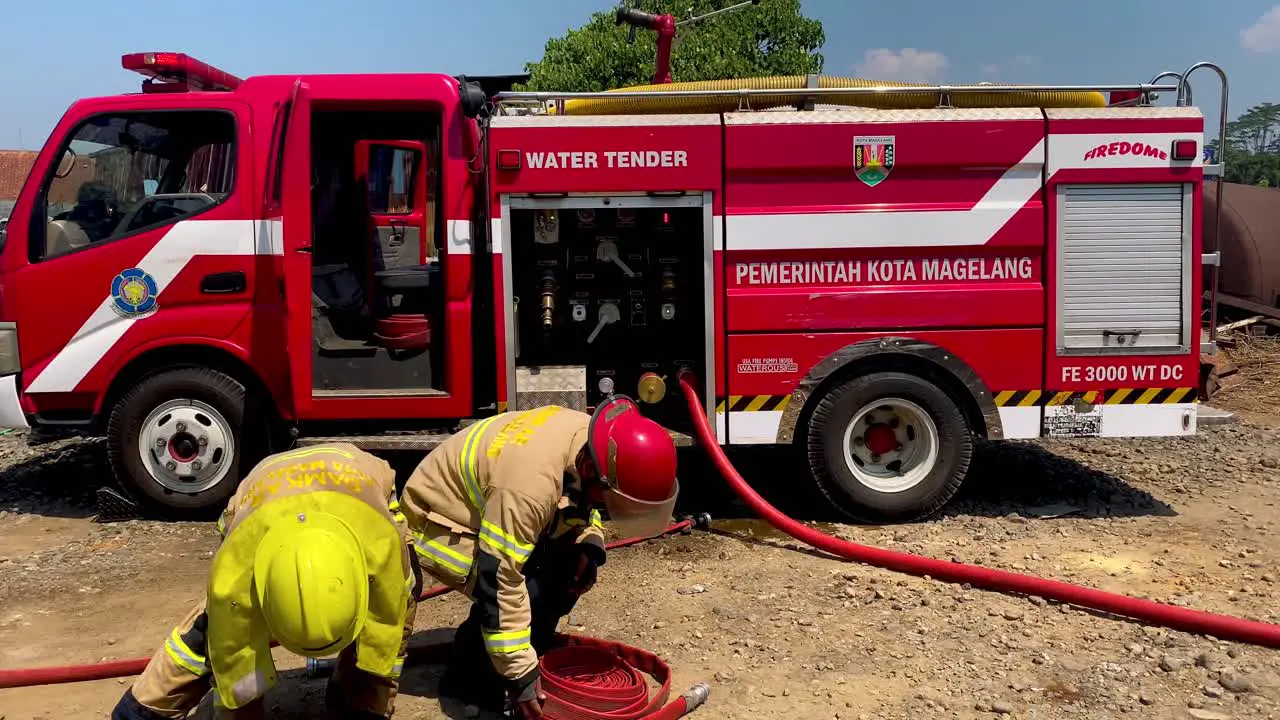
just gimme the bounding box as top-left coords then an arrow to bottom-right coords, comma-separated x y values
994,388 -> 1198,407
715,395 -> 792,413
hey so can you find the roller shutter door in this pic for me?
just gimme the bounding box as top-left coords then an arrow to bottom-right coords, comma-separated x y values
1057,184 -> 1190,352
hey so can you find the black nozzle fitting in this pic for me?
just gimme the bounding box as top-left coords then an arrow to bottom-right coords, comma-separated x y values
677,513 -> 713,532
616,6 -> 659,28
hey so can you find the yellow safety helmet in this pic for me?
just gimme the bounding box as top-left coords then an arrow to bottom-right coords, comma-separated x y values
252,511 -> 369,658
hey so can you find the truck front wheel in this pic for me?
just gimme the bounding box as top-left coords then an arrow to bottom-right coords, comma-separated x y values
106,368 -> 258,519
805,371 -> 973,524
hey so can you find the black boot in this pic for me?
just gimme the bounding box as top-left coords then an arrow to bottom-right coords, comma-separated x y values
438,616 -> 506,712
111,690 -> 170,720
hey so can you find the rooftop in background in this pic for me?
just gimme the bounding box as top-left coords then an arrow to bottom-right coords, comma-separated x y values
0,150 -> 38,201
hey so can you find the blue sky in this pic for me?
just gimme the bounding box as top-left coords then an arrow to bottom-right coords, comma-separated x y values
2,0 -> 1278,150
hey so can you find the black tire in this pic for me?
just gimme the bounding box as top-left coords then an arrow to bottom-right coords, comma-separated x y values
805,371 -> 972,524
106,367 -> 263,519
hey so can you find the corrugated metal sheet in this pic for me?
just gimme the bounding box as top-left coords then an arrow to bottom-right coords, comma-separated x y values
1203,181 -> 1280,309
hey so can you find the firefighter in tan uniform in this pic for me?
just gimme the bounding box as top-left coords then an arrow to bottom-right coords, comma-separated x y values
111,444 -> 419,720
399,396 -> 679,718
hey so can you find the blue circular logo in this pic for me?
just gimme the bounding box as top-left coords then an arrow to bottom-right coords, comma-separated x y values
111,268 -> 158,317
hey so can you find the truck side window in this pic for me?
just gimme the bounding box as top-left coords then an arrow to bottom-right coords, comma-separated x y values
34,110 -> 236,261
365,142 -> 438,261
366,145 -> 420,215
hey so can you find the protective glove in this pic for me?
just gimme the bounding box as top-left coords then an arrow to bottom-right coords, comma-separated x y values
566,543 -> 604,597
507,670 -> 546,718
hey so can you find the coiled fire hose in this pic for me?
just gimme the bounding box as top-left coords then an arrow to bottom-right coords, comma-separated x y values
0,521 -> 711,719
673,371 -> 1280,649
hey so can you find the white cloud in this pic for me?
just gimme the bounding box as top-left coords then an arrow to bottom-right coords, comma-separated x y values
1242,5 -> 1280,53
854,48 -> 948,83
979,55 -> 1035,80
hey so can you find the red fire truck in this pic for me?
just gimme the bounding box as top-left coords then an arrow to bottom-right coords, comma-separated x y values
0,23 -> 1228,523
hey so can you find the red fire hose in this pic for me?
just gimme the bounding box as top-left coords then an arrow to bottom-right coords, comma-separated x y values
674,371 -> 1280,649
10,374 -> 1280,716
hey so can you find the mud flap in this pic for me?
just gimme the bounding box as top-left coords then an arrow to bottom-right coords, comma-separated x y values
95,485 -> 141,523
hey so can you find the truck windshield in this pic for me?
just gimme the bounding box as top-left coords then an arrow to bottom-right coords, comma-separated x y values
35,110 -> 234,258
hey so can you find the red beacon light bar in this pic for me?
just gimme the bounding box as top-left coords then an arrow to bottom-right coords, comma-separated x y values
120,52 -> 242,93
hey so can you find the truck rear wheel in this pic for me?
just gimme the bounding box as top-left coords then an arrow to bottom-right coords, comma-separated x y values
106,368 -> 259,519
805,371 -> 972,524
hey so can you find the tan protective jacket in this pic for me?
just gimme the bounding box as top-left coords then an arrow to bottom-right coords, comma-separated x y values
210,444 -> 414,709
399,406 -> 606,684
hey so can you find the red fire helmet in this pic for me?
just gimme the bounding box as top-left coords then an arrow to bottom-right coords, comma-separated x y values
587,395 -> 679,539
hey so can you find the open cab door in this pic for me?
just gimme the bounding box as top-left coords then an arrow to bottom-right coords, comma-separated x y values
280,77 -> 472,422
281,80 -> 316,418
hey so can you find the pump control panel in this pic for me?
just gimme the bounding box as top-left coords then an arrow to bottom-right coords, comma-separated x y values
508,203 -> 706,425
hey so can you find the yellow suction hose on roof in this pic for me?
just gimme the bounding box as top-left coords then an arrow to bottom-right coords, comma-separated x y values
558,74 -> 1107,115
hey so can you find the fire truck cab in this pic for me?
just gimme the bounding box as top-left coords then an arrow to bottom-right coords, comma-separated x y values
0,51 -> 1228,523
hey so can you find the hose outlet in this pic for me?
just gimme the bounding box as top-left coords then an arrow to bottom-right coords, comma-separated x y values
681,682 -> 712,711
637,372 -> 667,404
539,270 -> 557,329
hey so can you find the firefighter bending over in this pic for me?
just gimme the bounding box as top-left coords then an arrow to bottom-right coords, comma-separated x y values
399,396 -> 679,718
112,444 -> 419,720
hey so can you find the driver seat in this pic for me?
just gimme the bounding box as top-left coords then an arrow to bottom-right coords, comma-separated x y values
45,220 -> 91,257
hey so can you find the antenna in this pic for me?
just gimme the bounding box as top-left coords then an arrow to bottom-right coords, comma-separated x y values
676,0 -> 761,29
615,0 -> 762,85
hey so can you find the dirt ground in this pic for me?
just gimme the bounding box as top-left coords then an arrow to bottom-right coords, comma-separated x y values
4,341 -> 1280,719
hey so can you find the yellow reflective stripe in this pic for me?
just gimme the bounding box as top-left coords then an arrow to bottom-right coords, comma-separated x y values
165,628 -> 206,676
412,534 -> 474,576
589,509 -> 602,528
482,628 -> 532,654
479,521 -> 534,563
459,417 -> 501,511
269,447 -> 355,462
390,658 -> 405,678
480,521 -> 534,552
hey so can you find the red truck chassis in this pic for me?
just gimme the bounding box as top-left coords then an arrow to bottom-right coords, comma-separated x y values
0,49 -> 1229,523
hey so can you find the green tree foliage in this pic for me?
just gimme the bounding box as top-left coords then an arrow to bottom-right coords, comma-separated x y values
516,0 -> 824,92
1210,103 -> 1280,187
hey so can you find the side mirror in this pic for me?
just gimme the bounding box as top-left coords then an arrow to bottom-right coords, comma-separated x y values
455,75 -> 489,119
